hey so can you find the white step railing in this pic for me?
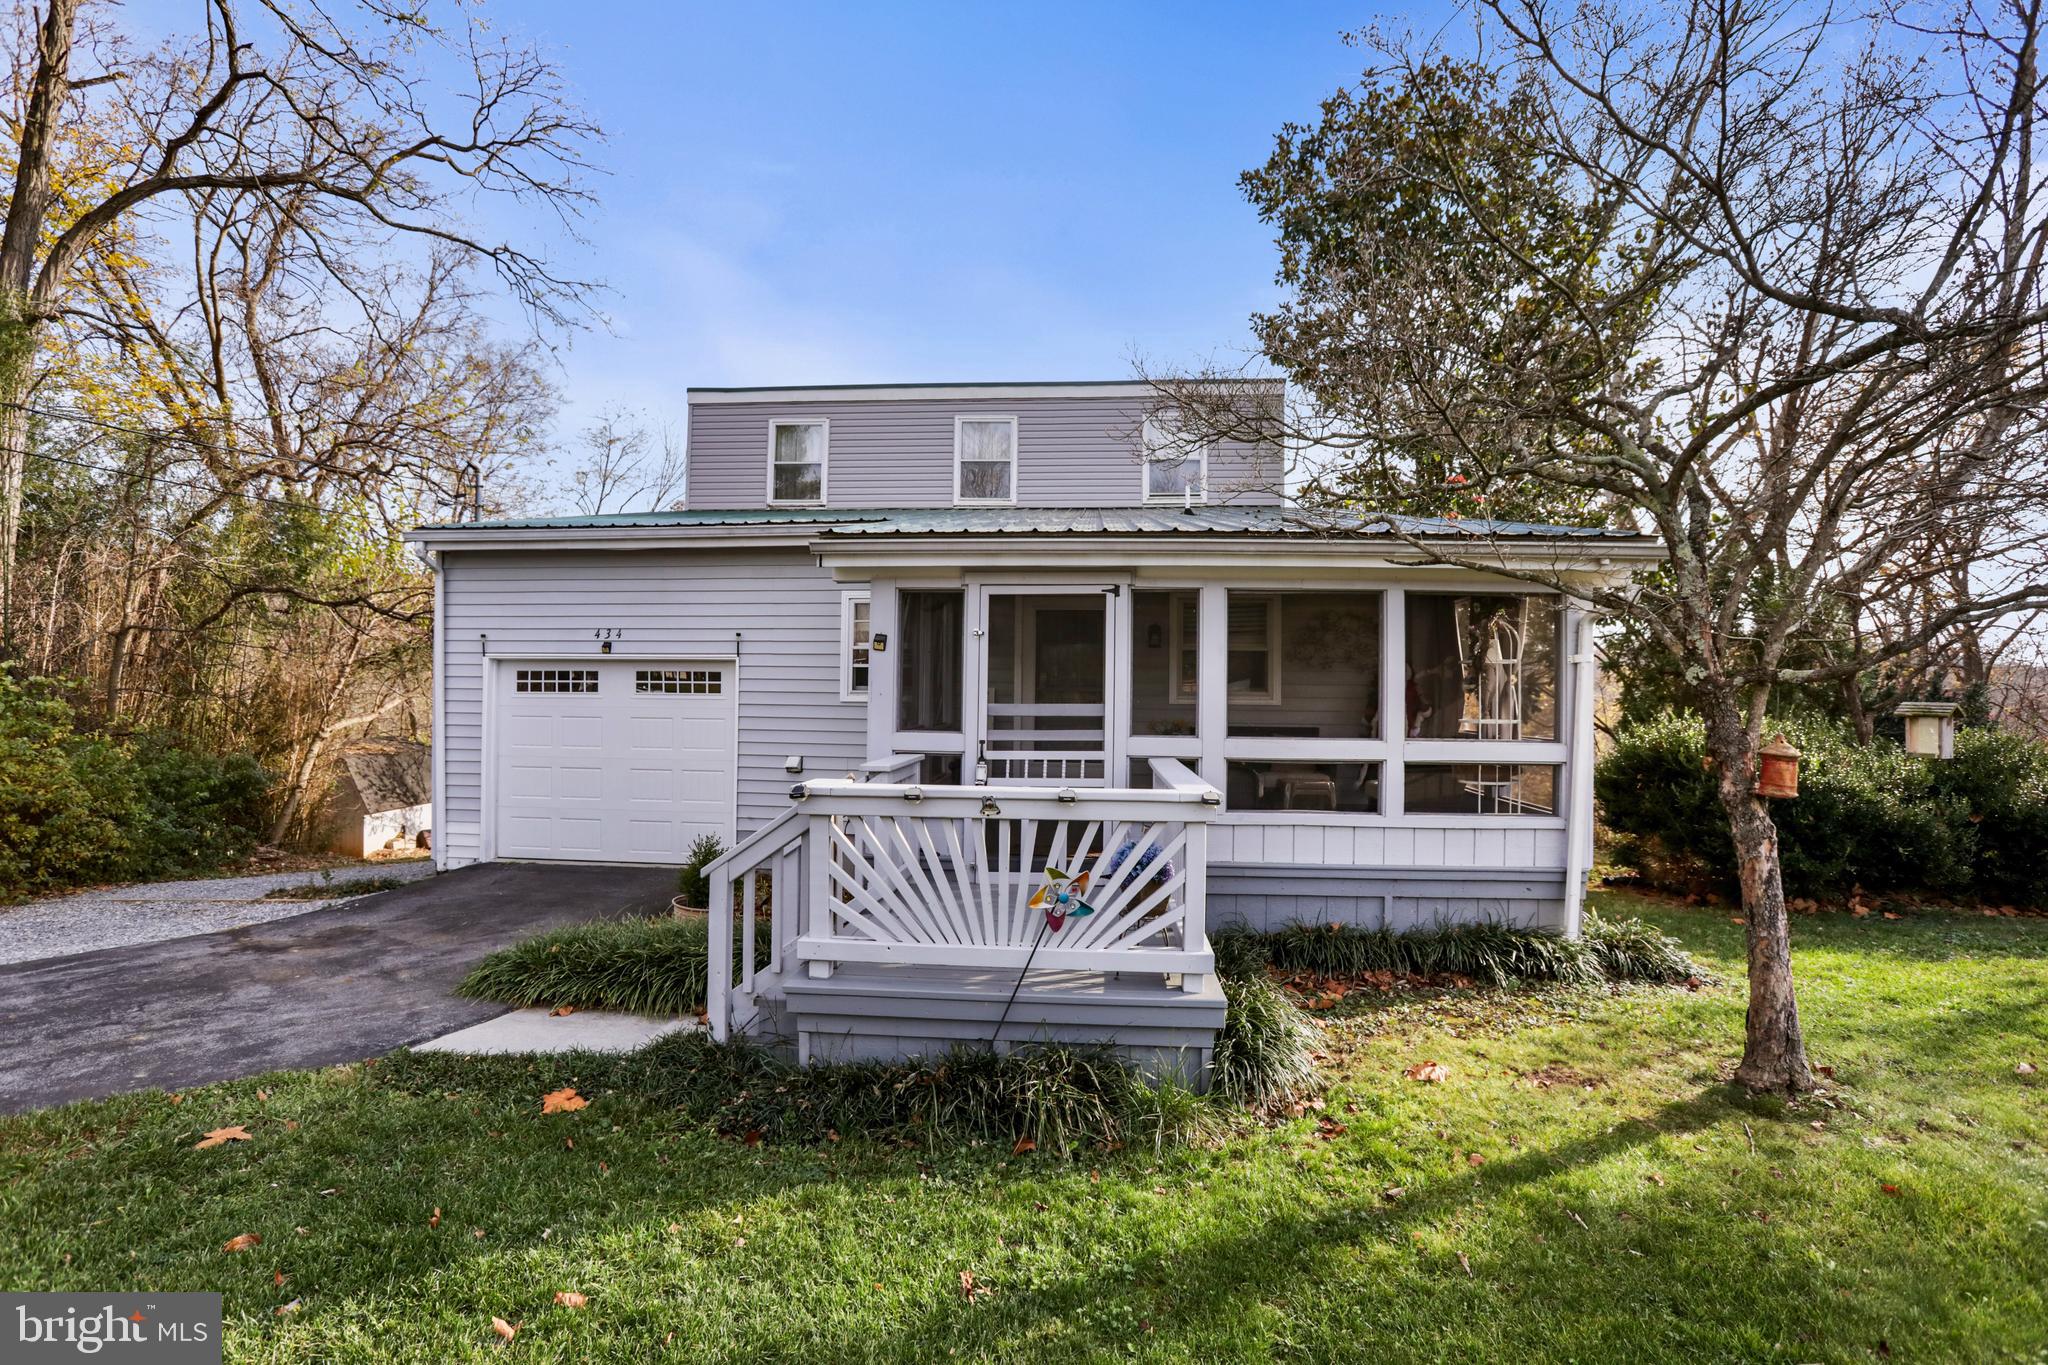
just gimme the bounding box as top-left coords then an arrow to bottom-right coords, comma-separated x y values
792,758 -> 1218,988
704,759 -> 1222,1041
703,805 -> 806,1043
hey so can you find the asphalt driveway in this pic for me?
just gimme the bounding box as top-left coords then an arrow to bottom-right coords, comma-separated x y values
0,862 -> 677,1114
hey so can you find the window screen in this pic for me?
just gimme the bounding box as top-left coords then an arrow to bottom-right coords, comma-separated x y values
515,669 -> 598,694
635,669 -> 722,695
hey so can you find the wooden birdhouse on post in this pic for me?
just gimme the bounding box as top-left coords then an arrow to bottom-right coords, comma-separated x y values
1893,700 -> 1960,759
1754,733 -> 1801,799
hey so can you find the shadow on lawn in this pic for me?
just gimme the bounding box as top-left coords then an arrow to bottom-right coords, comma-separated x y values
731,1086 -> 1842,1360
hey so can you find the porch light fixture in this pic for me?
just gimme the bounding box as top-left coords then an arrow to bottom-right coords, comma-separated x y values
600,639 -> 612,654
788,781 -> 810,802
872,632 -> 887,653
902,786 -> 924,803
1057,787 -> 1077,803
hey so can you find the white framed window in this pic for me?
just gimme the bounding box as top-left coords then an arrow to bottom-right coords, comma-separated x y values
1142,414 -> 1209,503
840,591 -> 872,701
954,415 -> 1017,504
767,419 -> 828,505
1168,593 -> 1200,702
1224,592 -> 1282,703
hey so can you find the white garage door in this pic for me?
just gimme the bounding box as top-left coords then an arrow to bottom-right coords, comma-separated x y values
493,661 -> 735,864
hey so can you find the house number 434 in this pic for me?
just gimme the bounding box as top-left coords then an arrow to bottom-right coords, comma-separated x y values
593,628 -> 626,640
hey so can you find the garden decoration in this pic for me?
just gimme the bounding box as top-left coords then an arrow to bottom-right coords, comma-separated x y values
992,862 -> 1099,1048
1028,867 -> 1096,931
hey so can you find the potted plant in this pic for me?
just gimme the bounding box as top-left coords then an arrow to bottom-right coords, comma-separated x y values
672,833 -> 725,921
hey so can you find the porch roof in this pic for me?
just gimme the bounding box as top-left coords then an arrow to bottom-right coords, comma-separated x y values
410,503 -> 1652,543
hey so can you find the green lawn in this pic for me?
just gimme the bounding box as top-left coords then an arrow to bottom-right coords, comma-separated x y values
3,893 -> 2043,1362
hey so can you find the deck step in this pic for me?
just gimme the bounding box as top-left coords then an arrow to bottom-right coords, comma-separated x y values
777,963 -> 1225,1087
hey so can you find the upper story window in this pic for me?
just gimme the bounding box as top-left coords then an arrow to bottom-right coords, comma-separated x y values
768,420 -> 827,504
954,416 -> 1017,504
1142,414 -> 1208,503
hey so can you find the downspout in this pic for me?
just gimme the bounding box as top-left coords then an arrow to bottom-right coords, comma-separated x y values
1562,609 -> 1598,938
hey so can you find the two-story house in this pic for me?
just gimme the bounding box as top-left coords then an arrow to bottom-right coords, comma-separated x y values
406,380 -> 1657,1072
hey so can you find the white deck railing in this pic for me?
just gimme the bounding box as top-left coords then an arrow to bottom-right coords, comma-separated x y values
703,759 -> 1221,1040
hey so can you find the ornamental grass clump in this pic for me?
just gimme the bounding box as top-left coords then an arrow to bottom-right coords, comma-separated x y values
458,915 -> 713,1016
1211,972 -> 1321,1105
1218,914 -> 1699,987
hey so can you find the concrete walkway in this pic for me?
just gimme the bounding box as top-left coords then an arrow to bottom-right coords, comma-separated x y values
416,1007 -> 700,1055
0,861 -> 677,1114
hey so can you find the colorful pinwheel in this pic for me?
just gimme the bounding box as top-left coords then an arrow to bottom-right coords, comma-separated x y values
1028,867 -> 1096,932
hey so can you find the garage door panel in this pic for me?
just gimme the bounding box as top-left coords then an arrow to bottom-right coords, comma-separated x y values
493,660 -> 735,865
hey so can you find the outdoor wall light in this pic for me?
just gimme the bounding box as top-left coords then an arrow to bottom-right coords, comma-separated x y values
600,639 -> 612,654
872,633 -> 888,653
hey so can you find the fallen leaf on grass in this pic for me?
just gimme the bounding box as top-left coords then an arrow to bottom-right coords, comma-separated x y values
1012,1137 -> 1036,1155
550,1005 -> 575,1017
1644,1171 -> 1665,1186
428,1208 -> 441,1229
554,1291 -> 587,1308
1817,1064 -> 1836,1080
273,1270 -> 286,1286
1457,1251 -> 1473,1277
1466,1152 -> 1486,1168
1881,1183 -> 1901,1196
282,1120 -> 299,1132
221,1233 -> 262,1254
195,1125 -> 251,1150
540,1087 -> 588,1115
2018,1062 -> 2038,1076
491,1316 -> 518,1342
1404,1061 -> 1450,1084
1381,1186 -> 1405,1202
958,1270 -> 991,1301
274,1299 -> 300,1317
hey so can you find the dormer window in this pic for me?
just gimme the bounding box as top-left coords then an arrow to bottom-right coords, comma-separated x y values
768,420 -> 827,504
954,416 -> 1017,504
1143,414 -> 1208,503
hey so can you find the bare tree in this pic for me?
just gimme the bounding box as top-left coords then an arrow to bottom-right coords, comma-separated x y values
1153,0 -> 2048,1092
563,408 -> 685,515
0,0 -> 599,645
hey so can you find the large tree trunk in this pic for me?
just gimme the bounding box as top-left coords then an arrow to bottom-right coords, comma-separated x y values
1704,704 -> 1817,1094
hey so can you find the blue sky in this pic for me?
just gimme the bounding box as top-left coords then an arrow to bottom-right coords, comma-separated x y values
465,2 -> 1428,439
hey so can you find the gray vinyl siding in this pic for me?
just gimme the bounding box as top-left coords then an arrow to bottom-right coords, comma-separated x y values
435,547 -> 865,865
687,396 -> 1281,510
1208,865 -> 1568,934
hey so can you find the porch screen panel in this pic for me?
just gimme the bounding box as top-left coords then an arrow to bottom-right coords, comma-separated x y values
896,590 -> 963,732
1225,591 -> 1382,738
1404,763 -> 1558,816
1227,760 -> 1381,813
1130,590 -> 1199,737
983,592 -> 1106,783
1404,594 -> 1560,740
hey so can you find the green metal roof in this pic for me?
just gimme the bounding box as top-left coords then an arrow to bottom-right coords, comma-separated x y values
416,504 -> 1647,541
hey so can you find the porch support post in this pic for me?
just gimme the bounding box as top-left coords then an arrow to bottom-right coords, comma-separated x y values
1196,584 -> 1227,792
866,580 -> 899,762
1181,817 -> 1209,993
1562,606 -> 1597,938
1381,585 -> 1406,818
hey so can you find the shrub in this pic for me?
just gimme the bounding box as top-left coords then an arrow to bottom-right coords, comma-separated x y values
1598,712 -> 2048,905
0,670 -> 270,902
676,832 -> 725,907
